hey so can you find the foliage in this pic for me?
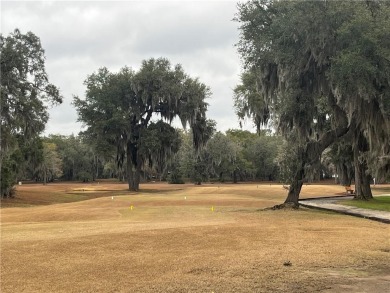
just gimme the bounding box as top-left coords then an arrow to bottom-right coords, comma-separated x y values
141,120 -> 182,180
234,71 -> 270,131
206,132 -> 238,181
1,157 -> 17,197
225,129 -> 257,181
172,127 -> 281,184
174,121 -> 216,184
175,131 -> 194,181
245,134 -> 282,181
1,29 -> 62,196
222,129 -> 281,182
0,135 -> 42,184
45,134 -> 105,182
36,142 -> 63,184
76,171 -> 93,183
322,141 -> 354,185
167,161 -> 185,184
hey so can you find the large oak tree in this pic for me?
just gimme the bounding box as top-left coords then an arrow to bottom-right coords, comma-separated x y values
74,58 -> 211,191
234,0 -> 390,205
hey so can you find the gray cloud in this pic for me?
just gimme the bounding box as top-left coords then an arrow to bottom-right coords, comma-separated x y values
133,2 -> 238,55
2,0 -> 255,136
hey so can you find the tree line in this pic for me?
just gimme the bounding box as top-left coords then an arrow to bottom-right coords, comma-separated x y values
5,117 -> 386,196
1,129 -> 284,186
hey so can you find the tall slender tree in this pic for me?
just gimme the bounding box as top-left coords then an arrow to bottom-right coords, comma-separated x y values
36,142 -> 63,185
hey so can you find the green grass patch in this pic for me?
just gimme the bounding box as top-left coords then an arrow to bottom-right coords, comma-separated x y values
339,196 -> 390,212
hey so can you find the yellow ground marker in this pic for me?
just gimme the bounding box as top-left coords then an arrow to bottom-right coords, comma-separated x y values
130,205 -> 134,210
211,206 -> 214,212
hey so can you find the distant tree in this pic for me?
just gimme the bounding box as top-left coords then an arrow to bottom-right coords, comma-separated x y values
174,120 -> 215,185
36,142 -> 63,185
225,129 -> 281,182
174,131 -> 194,182
167,156 -> 185,184
102,160 -> 121,179
207,132 -> 238,182
324,141 -> 354,186
191,120 -> 216,185
226,129 -> 257,144
226,129 -> 257,181
1,29 -> 62,197
171,127 -> 281,184
46,134 -> 104,182
74,58 -> 211,191
245,135 -> 281,181
78,130 -> 118,181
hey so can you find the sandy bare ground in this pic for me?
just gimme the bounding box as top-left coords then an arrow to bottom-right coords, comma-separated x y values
1,182 -> 389,292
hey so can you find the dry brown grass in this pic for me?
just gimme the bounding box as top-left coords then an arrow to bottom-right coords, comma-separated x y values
1,182 -> 389,292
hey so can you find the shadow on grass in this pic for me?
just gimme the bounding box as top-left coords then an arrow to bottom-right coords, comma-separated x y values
138,188 -> 184,194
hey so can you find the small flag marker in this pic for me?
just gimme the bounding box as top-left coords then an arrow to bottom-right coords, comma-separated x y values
184,196 -> 187,200
211,206 -> 214,212
130,205 -> 134,210
111,196 -> 114,200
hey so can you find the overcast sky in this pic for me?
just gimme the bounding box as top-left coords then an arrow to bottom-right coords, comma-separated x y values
2,0 -> 256,135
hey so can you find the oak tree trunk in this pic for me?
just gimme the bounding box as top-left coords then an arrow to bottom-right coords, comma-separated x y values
127,162 -> 140,191
43,168 -> 47,185
233,170 -> 238,183
126,143 -> 140,191
284,163 -> 305,207
353,147 -> 373,200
